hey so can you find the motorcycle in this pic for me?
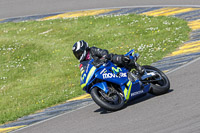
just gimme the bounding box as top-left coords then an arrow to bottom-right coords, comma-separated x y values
80,49 -> 170,111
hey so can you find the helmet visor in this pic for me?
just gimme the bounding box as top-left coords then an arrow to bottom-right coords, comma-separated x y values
74,50 -> 83,60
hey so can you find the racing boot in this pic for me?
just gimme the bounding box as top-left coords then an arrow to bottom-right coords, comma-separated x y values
134,62 -> 145,76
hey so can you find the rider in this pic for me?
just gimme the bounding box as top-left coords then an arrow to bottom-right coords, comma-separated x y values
72,40 -> 144,76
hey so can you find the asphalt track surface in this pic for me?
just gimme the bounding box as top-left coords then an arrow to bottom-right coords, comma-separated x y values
1,0 -> 200,133
1,0 -> 200,19
15,57 -> 200,133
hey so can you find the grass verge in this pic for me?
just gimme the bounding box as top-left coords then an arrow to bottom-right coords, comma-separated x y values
0,14 -> 190,124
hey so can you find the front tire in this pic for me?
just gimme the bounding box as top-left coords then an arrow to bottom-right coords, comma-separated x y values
143,65 -> 170,95
91,87 -> 125,111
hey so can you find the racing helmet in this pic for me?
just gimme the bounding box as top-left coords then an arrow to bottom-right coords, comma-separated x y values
72,40 -> 89,62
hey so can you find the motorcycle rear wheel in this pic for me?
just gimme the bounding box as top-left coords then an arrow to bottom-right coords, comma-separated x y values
91,87 -> 125,111
143,65 -> 170,95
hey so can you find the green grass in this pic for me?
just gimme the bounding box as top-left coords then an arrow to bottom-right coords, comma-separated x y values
0,14 -> 190,124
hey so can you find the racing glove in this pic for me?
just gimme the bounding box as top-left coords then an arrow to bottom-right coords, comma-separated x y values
122,56 -> 131,63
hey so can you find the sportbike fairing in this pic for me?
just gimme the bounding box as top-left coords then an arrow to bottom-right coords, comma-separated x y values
80,59 -> 150,101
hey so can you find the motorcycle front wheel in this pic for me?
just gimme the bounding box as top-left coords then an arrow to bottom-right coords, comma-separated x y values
143,65 -> 170,95
91,87 -> 125,111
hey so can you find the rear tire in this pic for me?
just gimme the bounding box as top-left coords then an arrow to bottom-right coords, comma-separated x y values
91,87 -> 124,111
143,65 -> 170,95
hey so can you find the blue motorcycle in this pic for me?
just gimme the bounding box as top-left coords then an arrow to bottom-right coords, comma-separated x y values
80,49 -> 170,111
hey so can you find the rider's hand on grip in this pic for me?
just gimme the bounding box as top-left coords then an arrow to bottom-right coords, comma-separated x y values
123,56 -> 131,63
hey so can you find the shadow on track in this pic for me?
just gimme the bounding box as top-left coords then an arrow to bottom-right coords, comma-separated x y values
94,89 -> 173,114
